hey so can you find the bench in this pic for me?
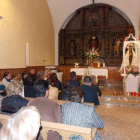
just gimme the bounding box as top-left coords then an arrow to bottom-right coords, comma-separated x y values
24,97 -> 94,106
0,114 -> 97,140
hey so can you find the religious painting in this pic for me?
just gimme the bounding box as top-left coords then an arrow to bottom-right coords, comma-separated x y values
68,40 -> 76,56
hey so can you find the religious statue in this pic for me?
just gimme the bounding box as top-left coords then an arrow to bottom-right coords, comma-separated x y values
91,36 -> 97,51
119,43 -> 138,71
70,42 -> 75,56
113,38 -> 122,56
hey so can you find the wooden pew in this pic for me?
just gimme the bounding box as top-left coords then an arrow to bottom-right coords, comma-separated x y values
0,114 -> 97,140
24,97 -> 94,106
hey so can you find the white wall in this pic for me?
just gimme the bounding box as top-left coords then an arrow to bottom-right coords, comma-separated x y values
46,0 -> 140,65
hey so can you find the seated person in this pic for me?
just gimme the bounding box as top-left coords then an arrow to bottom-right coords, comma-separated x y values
1,72 -> 11,89
61,87 -> 104,140
1,80 -> 29,115
90,75 -> 102,96
50,73 -> 62,90
28,80 -> 61,140
81,76 -> 99,105
47,77 -> 59,100
0,81 -> 6,105
58,82 -> 70,101
0,106 -> 40,140
24,74 -> 36,98
68,71 -> 80,89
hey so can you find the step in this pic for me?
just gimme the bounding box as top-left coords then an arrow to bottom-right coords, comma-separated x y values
99,95 -> 140,108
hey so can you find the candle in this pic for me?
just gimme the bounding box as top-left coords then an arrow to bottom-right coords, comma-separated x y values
134,91 -> 136,97
98,62 -> 100,68
138,92 -> 140,97
103,63 -> 105,68
26,43 -> 29,66
131,92 -> 133,96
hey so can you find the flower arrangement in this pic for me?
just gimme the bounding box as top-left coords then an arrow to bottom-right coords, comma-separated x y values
85,49 -> 99,59
119,65 -> 139,76
45,68 -> 52,79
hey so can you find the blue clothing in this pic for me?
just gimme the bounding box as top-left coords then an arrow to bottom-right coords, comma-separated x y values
62,102 -> 104,140
81,85 -> 99,105
1,95 -> 28,114
68,79 -> 80,89
5,78 -> 11,82
91,83 -> 102,96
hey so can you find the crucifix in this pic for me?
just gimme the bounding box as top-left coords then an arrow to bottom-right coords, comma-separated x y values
93,0 -> 94,3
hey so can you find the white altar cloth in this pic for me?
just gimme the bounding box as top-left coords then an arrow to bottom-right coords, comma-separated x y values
123,74 -> 139,93
70,68 -> 108,79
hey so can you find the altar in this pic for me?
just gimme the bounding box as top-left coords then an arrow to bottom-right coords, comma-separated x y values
70,68 -> 108,79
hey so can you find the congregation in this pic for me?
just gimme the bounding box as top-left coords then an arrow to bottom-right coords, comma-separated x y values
0,69 -> 104,140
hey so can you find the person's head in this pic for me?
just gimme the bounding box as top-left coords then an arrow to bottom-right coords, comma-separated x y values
70,87 -> 84,103
30,69 -> 35,75
47,77 -> 52,85
34,80 -> 49,97
69,71 -> 76,80
62,82 -> 70,91
82,76 -> 92,86
25,74 -> 36,85
50,73 -> 59,82
4,72 -> 11,80
90,62 -> 93,67
0,106 -> 40,140
6,80 -> 23,97
37,71 -> 45,80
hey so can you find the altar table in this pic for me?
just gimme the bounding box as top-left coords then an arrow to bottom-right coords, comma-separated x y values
70,68 -> 108,79
123,74 -> 139,93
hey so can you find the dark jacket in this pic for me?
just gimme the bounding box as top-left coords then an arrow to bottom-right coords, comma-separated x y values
68,79 -> 80,89
91,83 -> 102,96
58,90 -> 70,101
81,85 -> 99,105
24,84 -> 36,98
1,95 -> 28,114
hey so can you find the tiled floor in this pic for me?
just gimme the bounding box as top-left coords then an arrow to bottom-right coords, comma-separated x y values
97,85 -> 140,140
98,105 -> 140,140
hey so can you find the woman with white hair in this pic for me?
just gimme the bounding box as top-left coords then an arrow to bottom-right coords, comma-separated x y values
0,106 -> 41,140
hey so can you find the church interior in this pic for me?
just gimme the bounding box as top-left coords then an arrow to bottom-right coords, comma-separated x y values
0,0 -> 140,139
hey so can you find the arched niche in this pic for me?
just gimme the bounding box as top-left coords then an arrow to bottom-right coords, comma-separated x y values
59,3 -> 134,66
